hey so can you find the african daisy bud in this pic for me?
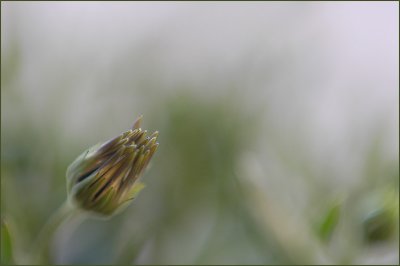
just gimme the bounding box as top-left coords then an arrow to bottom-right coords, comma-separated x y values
66,116 -> 159,217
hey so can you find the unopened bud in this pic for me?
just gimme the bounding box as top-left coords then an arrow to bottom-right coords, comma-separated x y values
66,116 -> 159,217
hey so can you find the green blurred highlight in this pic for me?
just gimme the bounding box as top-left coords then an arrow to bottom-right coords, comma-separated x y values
1,219 -> 14,265
317,202 -> 341,242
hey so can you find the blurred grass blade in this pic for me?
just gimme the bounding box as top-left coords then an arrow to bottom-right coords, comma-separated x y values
1,219 -> 14,265
317,203 -> 341,242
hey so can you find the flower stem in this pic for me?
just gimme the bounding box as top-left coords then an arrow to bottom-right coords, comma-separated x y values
30,200 -> 77,264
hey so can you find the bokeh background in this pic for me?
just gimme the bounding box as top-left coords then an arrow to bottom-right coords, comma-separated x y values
1,2 -> 399,265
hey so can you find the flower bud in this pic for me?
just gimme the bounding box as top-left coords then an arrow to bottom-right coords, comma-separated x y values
66,116 -> 159,217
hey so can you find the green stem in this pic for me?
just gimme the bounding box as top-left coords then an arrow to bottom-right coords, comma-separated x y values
30,201 -> 77,264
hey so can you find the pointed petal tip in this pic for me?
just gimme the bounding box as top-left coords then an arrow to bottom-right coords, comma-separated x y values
132,115 -> 143,130
152,142 -> 159,151
150,131 -> 159,139
146,137 -> 157,148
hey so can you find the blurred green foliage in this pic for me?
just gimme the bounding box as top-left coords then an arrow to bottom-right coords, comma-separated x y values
317,202 -> 341,242
1,219 -> 14,265
363,208 -> 395,243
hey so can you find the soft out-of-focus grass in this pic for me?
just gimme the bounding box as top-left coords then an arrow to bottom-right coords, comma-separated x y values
138,93 -> 290,264
1,219 -> 14,264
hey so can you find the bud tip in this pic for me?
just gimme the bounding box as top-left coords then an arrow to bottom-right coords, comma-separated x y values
132,115 -> 143,130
